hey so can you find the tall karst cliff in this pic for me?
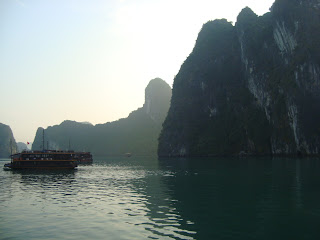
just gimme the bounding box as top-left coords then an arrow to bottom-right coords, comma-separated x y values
0,123 -> 18,158
32,78 -> 171,156
158,0 -> 320,157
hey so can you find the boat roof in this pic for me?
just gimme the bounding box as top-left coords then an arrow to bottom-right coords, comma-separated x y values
10,150 -> 76,157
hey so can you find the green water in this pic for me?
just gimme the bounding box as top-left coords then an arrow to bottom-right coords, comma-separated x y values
1,157 -> 320,239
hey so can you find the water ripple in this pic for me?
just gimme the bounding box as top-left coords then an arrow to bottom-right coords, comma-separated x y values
2,157 -> 320,239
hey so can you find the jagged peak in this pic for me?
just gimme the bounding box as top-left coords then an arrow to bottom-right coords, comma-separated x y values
198,19 -> 233,35
271,0 -> 316,11
145,78 -> 171,92
239,7 -> 257,17
202,18 -> 232,28
271,0 -> 320,18
144,78 -> 172,123
61,120 -> 76,125
59,120 -> 93,126
144,78 -> 171,100
36,127 -> 44,132
236,7 -> 258,27
193,19 -> 234,52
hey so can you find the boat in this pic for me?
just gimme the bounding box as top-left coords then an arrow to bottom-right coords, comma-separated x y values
3,163 -> 12,170
5,150 -> 78,169
74,152 -> 93,164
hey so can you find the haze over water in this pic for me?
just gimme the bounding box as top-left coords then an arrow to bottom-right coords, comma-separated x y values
1,0 -> 274,143
1,156 -> 320,240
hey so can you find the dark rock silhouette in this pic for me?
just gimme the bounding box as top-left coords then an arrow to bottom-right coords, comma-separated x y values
159,0 -> 320,157
32,78 -> 171,156
0,123 -> 17,158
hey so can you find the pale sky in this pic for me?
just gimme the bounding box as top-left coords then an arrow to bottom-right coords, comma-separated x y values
0,0 -> 274,143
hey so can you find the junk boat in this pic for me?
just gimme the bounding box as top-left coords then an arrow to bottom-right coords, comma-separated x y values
4,150 -> 78,169
74,152 -> 93,164
3,130 -> 93,169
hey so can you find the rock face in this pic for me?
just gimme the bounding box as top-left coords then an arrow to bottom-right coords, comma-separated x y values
144,78 -> 172,124
32,78 -> 172,156
158,0 -> 320,157
17,142 -> 29,152
0,123 -> 17,158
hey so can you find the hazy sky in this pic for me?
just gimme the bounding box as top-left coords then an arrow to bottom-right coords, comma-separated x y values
1,0 -> 274,143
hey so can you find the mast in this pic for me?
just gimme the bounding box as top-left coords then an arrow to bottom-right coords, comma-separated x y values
42,129 -> 45,151
10,139 -> 13,163
10,139 -> 12,155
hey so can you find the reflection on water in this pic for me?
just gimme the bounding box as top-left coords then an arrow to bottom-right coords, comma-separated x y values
1,157 -> 320,240
0,157 -> 195,240
159,157 -> 320,240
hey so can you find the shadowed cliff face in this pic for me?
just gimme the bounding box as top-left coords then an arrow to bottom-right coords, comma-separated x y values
32,78 -> 171,156
144,78 -> 172,125
0,123 -> 17,157
158,0 -> 320,157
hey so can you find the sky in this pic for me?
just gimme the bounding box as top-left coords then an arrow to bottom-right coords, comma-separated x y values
0,0 -> 274,144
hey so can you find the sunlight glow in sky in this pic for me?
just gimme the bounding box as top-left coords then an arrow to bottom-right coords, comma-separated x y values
0,0 -> 274,143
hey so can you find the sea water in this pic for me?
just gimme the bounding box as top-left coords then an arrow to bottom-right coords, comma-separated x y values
1,157 -> 320,240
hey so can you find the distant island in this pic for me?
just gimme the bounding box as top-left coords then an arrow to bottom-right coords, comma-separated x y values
32,78 -> 172,156
158,0 -> 320,157
17,142 -> 31,152
0,123 -> 17,158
